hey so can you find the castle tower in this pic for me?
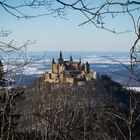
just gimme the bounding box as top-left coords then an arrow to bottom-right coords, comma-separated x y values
85,61 -> 90,73
58,51 -> 63,64
52,58 -> 56,73
60,51 -> 62,59
52,58 -> 55,64
79,57 -> 81,64
69,54 -> 73,62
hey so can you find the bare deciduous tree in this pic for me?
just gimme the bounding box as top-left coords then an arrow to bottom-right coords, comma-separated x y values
1,1 -> 140,140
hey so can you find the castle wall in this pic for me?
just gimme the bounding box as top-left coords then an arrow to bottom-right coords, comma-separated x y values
45,73 -> 51,80
52,64 -> 59,74
51,73 -> 59,79
66,77 -> 74,84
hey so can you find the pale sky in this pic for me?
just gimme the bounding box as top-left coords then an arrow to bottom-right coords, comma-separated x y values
0,1 -> 138,52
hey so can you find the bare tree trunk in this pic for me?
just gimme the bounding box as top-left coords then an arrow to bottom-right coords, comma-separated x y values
128,126 -> 132,140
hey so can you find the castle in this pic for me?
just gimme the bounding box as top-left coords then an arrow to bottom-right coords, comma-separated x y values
45,51 -> 96,85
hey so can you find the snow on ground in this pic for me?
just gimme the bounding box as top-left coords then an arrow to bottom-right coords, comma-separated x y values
82,55 -> 130,64
125,87 -> 140,92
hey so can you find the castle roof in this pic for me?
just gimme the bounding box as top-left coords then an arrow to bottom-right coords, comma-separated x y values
59,51 -> 63,59
69,54 -> 73,62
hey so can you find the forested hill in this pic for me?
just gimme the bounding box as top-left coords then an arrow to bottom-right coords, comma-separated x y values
1,75 -> 140,140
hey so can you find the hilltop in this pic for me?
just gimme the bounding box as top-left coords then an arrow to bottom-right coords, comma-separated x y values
1,74 -> 140,140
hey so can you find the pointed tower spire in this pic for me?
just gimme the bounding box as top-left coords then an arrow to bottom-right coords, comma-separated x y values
70,54 -> 73,62
60,51 -> 62,59
85,61 -> 90,73
58,51 -> 63,64
79,57 -> 81,63
52,58 -> 55,64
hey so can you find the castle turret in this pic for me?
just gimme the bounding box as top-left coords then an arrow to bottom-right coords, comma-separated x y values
85,61 -> 90,73
52,58 -> 55,64
60,51 -> 62,59
79,57 -> 81,64
69,54 -> 73,62
58,51 -> 63,64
